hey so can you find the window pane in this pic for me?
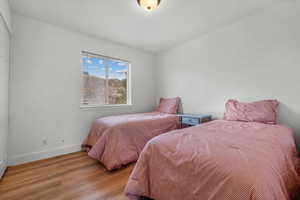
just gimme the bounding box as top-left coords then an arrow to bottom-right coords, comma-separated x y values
81,56 -> 106,105
107,60 -> 128,105
80,52 -> 130,107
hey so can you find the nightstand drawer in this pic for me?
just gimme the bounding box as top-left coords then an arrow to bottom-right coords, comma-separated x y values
182,117 -> 199,125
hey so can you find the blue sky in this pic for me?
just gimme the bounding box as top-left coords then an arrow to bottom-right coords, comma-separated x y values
82,56 -> 128,80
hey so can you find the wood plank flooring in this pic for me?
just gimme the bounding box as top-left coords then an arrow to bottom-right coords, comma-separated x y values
2,152 -> 299,200
0,152 -> 134,200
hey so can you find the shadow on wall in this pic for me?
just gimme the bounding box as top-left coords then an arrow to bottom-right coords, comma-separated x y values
278,103 -> 300,152
177,99 -> 183,114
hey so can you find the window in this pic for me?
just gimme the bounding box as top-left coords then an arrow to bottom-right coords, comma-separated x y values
81,51 -> 131,107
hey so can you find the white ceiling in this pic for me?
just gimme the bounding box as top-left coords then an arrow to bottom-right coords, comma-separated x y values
9,0 -> 281,53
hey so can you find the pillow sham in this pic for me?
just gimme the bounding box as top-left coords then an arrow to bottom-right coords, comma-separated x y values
157,97 -> 180,114
224,99 -> 279,124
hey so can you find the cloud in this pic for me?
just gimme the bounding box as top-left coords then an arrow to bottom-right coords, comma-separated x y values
116,69 -> 128,73
87,65 -> 101,70
118,62 -> 127,66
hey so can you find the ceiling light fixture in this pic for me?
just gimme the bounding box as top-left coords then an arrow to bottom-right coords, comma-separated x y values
137,0 -> 161,12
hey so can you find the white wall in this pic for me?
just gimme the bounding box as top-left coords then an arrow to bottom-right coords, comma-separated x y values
9,14 -> 157,165
157,1 -> 300,147
0,0 -> 10,177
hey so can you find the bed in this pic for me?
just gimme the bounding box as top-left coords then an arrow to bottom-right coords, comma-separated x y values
125,100 -> 300,200
82,98 -> 181,170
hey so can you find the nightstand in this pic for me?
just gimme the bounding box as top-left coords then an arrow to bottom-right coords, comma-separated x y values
178,114 -> 212,128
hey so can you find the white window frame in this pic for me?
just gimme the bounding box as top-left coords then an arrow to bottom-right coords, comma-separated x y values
80,51 -> 132,108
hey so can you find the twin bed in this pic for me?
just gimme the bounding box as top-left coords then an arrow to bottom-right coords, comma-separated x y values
82,97 -> 180,170
125,120 -> 299,200
82,111 -> 179,170
83,98 -> 300,200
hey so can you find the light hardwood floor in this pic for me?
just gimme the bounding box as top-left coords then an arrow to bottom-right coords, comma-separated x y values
2,152 -> 299,200
0,152 -> 134,200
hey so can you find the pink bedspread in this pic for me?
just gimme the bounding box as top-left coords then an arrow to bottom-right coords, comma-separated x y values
82,112 -> 179,170
125,120 -> 300,200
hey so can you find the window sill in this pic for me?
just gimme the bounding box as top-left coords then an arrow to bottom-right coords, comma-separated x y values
80,104 -> 133,110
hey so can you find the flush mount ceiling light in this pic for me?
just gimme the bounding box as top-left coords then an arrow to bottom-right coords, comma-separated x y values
137,0 -> 161,11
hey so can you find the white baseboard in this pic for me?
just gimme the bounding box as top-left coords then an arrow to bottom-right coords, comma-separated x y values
0,158 -> 7,179
8,144 -> 82,166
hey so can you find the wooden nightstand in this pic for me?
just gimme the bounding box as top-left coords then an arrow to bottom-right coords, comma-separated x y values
178,114 -> 212,128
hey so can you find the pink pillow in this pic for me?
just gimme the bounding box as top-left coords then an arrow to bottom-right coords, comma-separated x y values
224,99 -> 279,124
157,97 -> 180,114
